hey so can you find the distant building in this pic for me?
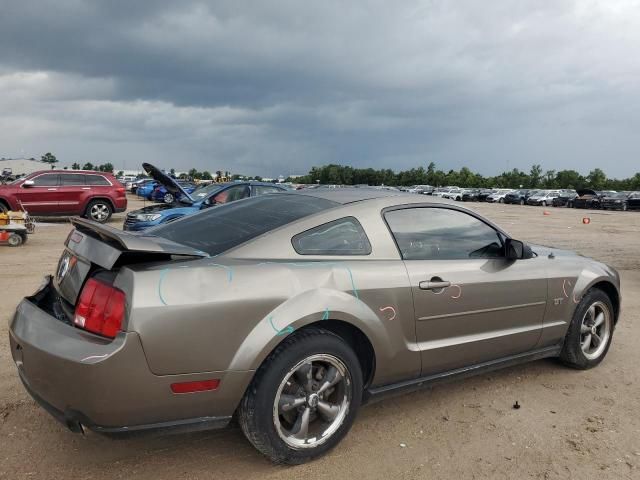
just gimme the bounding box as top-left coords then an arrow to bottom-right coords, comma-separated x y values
0,158 -> 48,176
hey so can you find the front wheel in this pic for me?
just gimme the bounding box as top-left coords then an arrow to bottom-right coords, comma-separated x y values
85,200 -> 113,223
560,289 -> 615,369
238,328 -> 363,464
163,192 -> 175,204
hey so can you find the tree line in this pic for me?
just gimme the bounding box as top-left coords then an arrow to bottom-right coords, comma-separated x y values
288,163 -> 640,191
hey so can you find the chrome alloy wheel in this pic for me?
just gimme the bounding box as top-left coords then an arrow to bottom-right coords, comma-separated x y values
90,203 -> 110,222
580,301 -> 612,360
273,354 -> 352,449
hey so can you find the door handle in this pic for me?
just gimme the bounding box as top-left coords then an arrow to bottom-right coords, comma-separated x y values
419,278 -> 451,291
82,187 -> 91,190
47,188 -> 58,191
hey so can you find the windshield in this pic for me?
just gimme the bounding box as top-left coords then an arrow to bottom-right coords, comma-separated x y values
150,194 -> 339,256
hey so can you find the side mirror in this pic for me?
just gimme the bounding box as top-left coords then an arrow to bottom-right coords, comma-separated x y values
22,180 -> 35,188
506,238 -> 533,260
202,197 -> 216,208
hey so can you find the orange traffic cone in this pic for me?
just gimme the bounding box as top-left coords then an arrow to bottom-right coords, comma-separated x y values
543,211 -> 551,216
583,217 -> 591,224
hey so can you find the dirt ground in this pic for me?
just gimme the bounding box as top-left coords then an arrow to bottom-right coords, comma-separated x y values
1,196 -> 639,480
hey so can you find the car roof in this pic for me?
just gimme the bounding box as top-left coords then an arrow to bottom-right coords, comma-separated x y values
31,170 -> 114,175
291,187 -> 454,206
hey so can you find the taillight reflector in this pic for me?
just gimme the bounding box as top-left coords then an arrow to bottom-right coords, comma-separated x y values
170,380 -> 220,394
74,278 -> 125,338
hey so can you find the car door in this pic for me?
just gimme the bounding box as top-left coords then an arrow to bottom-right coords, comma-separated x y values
384,205 -> 548,376
57,173 -> 87,213
15,173 -> 60,214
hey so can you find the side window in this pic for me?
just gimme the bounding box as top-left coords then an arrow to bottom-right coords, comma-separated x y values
31,174 -> 59,186
86,175 -> 110,186
60,174 -> 87,185
292,217 -> 371,255
385,207 -> 504,260
214,185 -> 250,204
255,185 -> 284,195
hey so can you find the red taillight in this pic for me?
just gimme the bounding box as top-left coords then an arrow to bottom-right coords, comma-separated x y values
170,380 -> 220,394
74,278 -> 126,338
116,187 -> 126,194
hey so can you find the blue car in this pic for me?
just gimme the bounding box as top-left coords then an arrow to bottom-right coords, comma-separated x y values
123,163 -> 287,231
135,180 -> 159,198
150,181 -> 197,203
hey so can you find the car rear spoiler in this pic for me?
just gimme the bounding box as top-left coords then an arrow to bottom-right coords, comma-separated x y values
70,217 -> 209,258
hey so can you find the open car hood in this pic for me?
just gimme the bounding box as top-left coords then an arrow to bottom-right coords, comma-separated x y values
577,188 -> 597,197
142,162 -> 195,203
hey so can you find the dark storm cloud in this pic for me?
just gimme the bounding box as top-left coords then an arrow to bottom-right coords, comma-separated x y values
1,1 -> 639,176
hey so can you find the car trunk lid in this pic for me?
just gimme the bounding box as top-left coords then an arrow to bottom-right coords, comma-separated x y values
54,217 -> 208,306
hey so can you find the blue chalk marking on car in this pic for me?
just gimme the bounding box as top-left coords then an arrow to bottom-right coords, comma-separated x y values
206,263 -> 233,282
269,316 -> 295,336
322,308 -> 330,320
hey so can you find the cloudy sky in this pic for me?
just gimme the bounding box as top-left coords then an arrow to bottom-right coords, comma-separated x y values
1,1 -> 639,177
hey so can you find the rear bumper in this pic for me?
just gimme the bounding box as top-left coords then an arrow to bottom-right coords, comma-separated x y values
9,295 -> 251,435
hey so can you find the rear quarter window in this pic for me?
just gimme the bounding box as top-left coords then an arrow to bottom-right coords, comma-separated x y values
292,217 -> 371,255
86,175 -> 111,186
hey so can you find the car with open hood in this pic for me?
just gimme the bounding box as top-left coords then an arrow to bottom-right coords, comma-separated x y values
573,189 -> 611,209
9,189 -> 621,464
150,180 -> 197,204
123,163 -> 287,231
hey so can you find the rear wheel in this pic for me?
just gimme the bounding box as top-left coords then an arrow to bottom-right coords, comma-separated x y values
499,198 -> 504,203
85,200 -> 113,223
541,200 -> 546,207
0,202 -> 8,213
238,328 -> 363,464
519,199 -> 525,205
7,233 -> 23,246
560,289 -> 615,369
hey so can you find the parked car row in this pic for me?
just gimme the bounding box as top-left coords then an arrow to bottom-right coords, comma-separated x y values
421,187 -> 640,211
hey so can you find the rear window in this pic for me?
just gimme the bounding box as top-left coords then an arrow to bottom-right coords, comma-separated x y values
149,194 -> 338,256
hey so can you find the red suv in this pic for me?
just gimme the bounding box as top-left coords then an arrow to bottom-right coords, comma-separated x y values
0,170 -> 127,223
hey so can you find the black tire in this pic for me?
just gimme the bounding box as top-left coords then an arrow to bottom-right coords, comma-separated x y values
238,328 -> 363,465
84,199 -> 113,223
541,200 -> 546,207
519,199 -> 525,205
7,233 -> 23,247
499,198 -> 504,203
0,202 -> 8,213
163,192 -> 175,204
560,288 -> 615,370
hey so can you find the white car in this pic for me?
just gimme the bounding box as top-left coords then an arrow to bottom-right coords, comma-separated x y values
527,190 -> 561,206
432,187 -> 461,198
486,189 -> 514,203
